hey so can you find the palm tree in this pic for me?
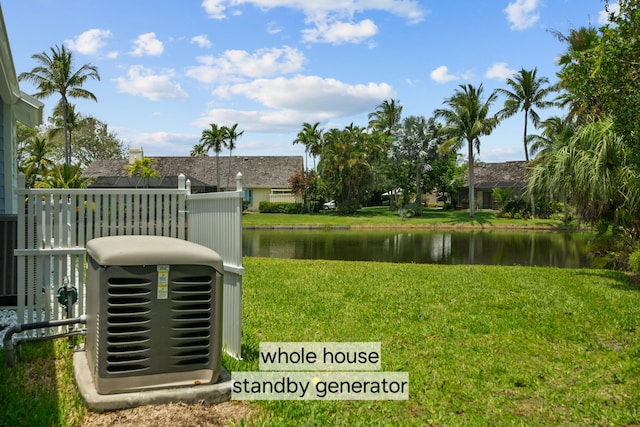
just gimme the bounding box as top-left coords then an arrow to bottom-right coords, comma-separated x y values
20,136 -> 55,187
193,123 -> 226,191
435,84 -> 498,218
496,68 -> 554,162
318,124 -> 386,214
550,26 -> 601,123
37,163 -> 93,189
368,99 -> 403,137
126,157 -> 160,188
224,123 -> 244,188
528,117 -> 632,225
293,122 -> 323,171
527,116 -> 577,223
19,45 -> 100,166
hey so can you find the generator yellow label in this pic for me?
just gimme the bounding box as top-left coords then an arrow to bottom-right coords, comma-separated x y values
157,264 -> 170,299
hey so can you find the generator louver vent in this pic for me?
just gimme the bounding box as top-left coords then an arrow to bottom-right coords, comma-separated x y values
105,277 -> 152,374
170,276 -> 212,367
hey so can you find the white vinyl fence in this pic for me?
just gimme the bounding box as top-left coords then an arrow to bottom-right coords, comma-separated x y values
14,173 -> 243,358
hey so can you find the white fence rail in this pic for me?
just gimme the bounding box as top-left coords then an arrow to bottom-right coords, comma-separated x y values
269,193 -> 299,203
14,173 -> 243,358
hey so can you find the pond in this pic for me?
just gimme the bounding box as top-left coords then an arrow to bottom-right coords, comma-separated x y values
243,229 -> 594,268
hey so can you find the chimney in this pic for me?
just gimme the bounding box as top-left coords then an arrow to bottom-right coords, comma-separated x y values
129,147 -> 143,164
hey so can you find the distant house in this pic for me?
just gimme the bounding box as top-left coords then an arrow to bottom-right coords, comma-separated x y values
459,161 -> 528,210
83,148 -> 304,211
1,4 -> 45,305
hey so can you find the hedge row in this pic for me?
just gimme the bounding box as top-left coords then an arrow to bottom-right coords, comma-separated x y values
258,201 -> 305,214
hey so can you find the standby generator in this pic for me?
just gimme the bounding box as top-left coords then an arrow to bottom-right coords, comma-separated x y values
84,235 -> 224,394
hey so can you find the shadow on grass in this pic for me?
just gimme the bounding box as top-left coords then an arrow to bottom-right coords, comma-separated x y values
443,210 -> 494,226
575,269 -> 640,292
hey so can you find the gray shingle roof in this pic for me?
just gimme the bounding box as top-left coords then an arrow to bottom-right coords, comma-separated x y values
463,161 -> 529,189
83,156 -> 304,189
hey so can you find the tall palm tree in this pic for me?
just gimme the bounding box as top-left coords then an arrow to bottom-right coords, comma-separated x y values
224,123 -> 244,188
192,123 -> 226,191
293,122 -> 323,171
435,84 -> 498,218
19,45 -> 100,166
496,68 -> 554,162
368,99 -> 403,137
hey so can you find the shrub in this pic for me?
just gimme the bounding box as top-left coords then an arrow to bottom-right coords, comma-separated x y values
628,249 -> 640,273
398,203 -> 418,218
258,201 -> 305,214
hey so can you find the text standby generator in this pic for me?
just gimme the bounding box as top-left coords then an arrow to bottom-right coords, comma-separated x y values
85,235 -> 224,395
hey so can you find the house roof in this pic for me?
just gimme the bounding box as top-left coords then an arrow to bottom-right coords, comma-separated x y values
0,5 -> 44,127
83,156 -> 304,189
464,161 -> 529,189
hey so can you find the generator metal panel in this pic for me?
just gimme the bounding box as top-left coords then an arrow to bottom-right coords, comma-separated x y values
85,258 -> 224,395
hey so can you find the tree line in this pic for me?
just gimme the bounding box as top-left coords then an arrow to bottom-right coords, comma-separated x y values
287,0 -> 640,269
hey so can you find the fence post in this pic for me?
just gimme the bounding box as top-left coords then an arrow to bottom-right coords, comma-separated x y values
236,172 -> 243,191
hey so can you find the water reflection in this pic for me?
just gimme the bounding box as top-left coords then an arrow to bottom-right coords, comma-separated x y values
243,229 -> 593,268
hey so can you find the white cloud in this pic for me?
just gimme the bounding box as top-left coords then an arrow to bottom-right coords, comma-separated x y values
485,62 -> 517,80
130,32 -> 164,56
65,28 -> 112,55
302,19 -> 378,44
201,0 -> 226,20
186,46 -> 306,83
599,2 -> 620,25
267,21 -> 282,35
115,65 -> 189,101
192,108 -> 322,133
122,131 -> 199,154
201,0 -> 427,45
191,34 -> 212,48
201,0 -> 427,23
430,66 -> 458,84
504,0 -> 540,31
212,74 -> 395,115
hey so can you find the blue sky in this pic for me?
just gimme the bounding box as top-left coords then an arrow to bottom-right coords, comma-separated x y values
2,0 -> 615,162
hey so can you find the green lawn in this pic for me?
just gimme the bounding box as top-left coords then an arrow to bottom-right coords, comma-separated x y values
2,258 -> 638,426
225,258 -> 640,426
242,206 -> 576,229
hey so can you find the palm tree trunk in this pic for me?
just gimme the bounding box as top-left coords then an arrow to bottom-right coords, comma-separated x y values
415,152 -> 422,217
216,153 -> 221,192
524,111 -> 535,217
63,100 -> 70,166
523,112 -> 529,162
227,149 -> 233,189
468,139 -> 475,218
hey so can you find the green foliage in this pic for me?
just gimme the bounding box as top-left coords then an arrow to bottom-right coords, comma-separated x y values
491,187 -> 512,212
258,201 -> 305,214
628,248 -> 640,273
37,163 -> 93,189
318,124 -> 388,214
